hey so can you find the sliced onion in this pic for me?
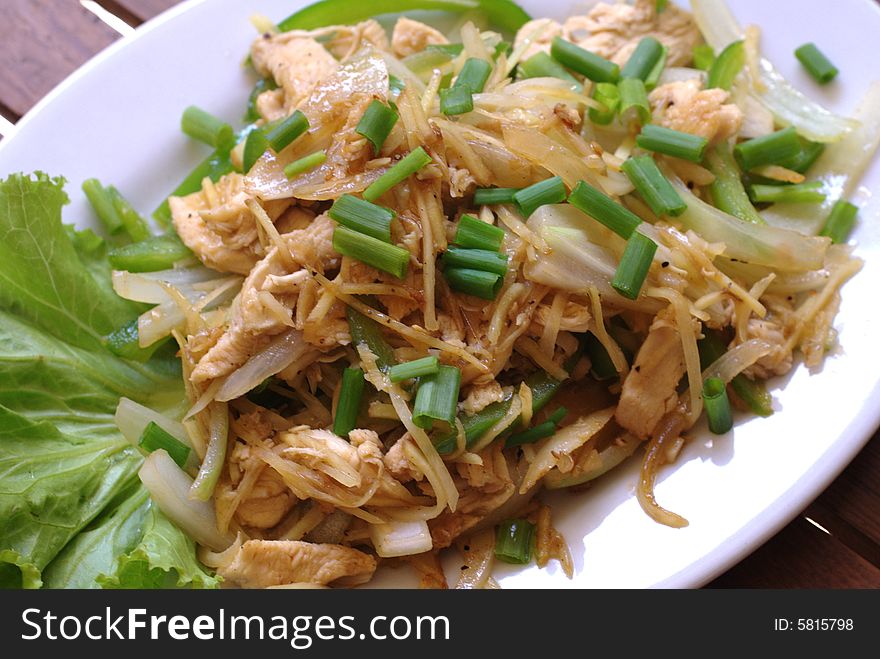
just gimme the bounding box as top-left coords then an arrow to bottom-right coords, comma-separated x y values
115,397 -> 190,448
544,434 -> 642,489
658,67 -> 707,86
215,329 -> 307,402
701,339 -> 773,384
138,300 -> 184,347
112,266 -> 221,304
455,528 -> 495,590
189,402 -> 229,502
139,449 -> 233,551
369,520 -> 433,558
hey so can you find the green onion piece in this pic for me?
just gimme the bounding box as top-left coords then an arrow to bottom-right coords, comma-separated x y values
656,0 -> 669,12
698,330 -> 773,417
332,226 -> 410,279
243,129 -> 269,174
636,124 -> 708,162
513,176 -> 567,218
152,148 -> 233,225
456,58 -> 493,93
620,36 -> 664,81
181,105 -> 234,150
707,40 -> 745,91
388,74 -> 406,97
474,187 -> 520,205
568,181 -> 642,239
434,370 -> 562,455
749,182 -> 825,204
428,43 -> 465,57
356,100 -> 399,155
453,214 -> 505,251
333,367 -> 365,437
444,267 -> 502,300
582,332 -> 617,381
706,143 -> 765,225
264,110 -> 309,153
621,155 -> 687,217
82,179 -> 124,234
363,147 -> 433,202
778,140 -> 825,174
588,82 -> 621,126
733,126 -> 801,171
550,37 -> 619,83
329,194 -> 395,243
347,306 -> 396,373
612,231 -> 657,300
244,78 -> 278,123
618,77 -> 651,125
107,186 -> 151,242
795,43 -> 839,84
284,150 -> 326,178
442,246 -> 509,276
412,365 -> 461,429
505,421 -> 557,447
440,85 -> 474,116
644,45 -> 668,91
139,421 -> 192,468
819,200 -> 858,244
545,406 -> 568,426
702,377 -> 733,434
389,356 -> 440,383
692,43 -> 716,71
108,234 -> 192,273
519,52 -> 582,90
495,519 -> 535,564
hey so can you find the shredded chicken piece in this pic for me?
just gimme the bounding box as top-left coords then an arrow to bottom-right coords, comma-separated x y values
218,539 -> 376,588
513,18 -> 563,61
383,434 -> 425,484
190,214 -> 337,384
562,0 -> 702,67
616,307 -> 691,439
171,174 -> 290,275
742,295 -> 796,379
392,17 -> 449,57
461,380 -> 505,415
251,36 -> 339,114
650,79 -> 743,144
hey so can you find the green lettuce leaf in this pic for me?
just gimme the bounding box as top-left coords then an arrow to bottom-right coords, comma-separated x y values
43,480 -> 219,589
0,172 -> 136,352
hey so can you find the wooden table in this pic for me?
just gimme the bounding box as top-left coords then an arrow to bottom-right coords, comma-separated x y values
1,0 -> 878,588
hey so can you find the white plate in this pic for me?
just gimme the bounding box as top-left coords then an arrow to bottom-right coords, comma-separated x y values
1,0 -> 878,589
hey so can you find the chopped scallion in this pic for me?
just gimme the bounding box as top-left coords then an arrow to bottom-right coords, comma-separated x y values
505,420 -> 556,447
620,37 -> 664,81
444,267 -> 503,300
706,143 -> 766,225
264,110 -> 309,153
636,124 -> 709,162
139,421 -> 192,468
589,82 -> 621,125
568,181 -> 642,239
455,58 -> 493,93
611,231 -> 657,300
108,186 -> 151,242
440,85 -> 474,115
474,187 -> 520,205
644,45 -> 668,91
82,179 -> 123,234
283,150 -> 326,178
618,78 -> 651,125
582,332 -> 618,381
513,176 -> 567,218
329,194 -> 395,243
734,127 -> 801,171
550,37 -> 620,83
707,40 -> 745,91
412,365 -> 461,430
702,377 -> 733,434
356,100 -> 399,155
243,129 -> 269,173
108,234 -> 192,273
453,214 -> 505,251
181,105 -> 234,150
495,519 -> 535,564
442,246 -> 509,276
333,367 -> 365,438
692,43 -> 716,71
621,155 -> 687,217
332,226 -> 410,279
778,140 -> 825,174
545,406 -> 568,426
389,356 -> 440,383
363,147 -> 433,202
749,182 -> 825,204
519,52 -> 582,90
795,43 -> 839,84
819,200 -> 858,244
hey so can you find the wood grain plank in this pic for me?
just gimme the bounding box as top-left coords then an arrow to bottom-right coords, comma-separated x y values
813,435 -> 880,548
107,0 -> 180,22
0,0 -> 120,117
709,516 -> 880,588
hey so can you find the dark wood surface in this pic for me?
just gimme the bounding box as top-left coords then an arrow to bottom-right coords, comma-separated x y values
0,0 -> 877,588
